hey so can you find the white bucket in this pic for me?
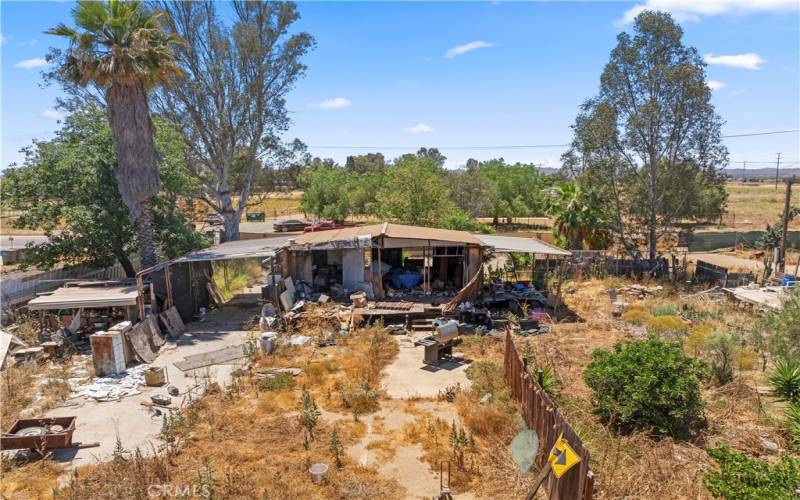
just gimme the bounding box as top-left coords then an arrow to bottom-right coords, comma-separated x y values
309,463 -> 328,484
259,332 -> 278,354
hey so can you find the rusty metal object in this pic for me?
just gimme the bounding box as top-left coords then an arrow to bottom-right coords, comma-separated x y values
1,417 -> 76,451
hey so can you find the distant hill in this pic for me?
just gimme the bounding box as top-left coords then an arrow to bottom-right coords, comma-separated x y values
725,167 -> 800,180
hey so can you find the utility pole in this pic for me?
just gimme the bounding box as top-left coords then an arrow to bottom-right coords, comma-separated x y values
742,160 -> 746,182
775,153 -> 782,190
779,175 -> 794,273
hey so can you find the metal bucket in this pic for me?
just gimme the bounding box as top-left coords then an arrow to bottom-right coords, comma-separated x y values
309,463 -> 328,484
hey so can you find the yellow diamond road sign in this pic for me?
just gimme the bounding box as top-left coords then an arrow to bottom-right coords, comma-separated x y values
547,435 -> 581,478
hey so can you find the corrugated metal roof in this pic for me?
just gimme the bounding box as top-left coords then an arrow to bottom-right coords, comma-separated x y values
384,224 -> 482,245
28,285 -> 140,310
476,234 -> 571,256
172,236 -> 291,263
293,224 -> 384,245
293,223 -> 482,246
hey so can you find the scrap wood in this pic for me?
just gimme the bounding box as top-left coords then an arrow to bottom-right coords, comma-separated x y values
147,315 -> 166,348
443,265 -> 483,312
126,321 -> 158,363
254,367 -> 302,379
159,306 -> 185,340
173,344 -> 248,371
207,281 -> 225,305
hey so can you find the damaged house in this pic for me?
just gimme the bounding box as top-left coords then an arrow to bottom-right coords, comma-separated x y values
277,223 -> 484,300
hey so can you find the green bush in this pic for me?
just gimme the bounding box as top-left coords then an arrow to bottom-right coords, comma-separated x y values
583,337 -> 709,438
651,304 -> 679,317
707,332 -> 741,386
704,445 -> 800,499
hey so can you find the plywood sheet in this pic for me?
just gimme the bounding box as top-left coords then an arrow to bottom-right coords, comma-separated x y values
126,321 -> 158,363
173,344 -> 247,371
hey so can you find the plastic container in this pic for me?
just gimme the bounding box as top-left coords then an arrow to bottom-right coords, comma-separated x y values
260,332 -> 278,355
309,463 -> 328,484
783,274 -> 797,287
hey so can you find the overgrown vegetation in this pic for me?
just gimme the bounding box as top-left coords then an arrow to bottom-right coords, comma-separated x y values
704,445 -> 800,499
583,337 -> 709,438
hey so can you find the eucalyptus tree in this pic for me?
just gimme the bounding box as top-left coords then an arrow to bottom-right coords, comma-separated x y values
563,10 -> 728,259
48,0 -> 182,267
153,1 -> 314,241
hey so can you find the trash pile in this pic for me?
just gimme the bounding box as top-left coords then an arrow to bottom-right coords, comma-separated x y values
618,284 -> 663,299
69,363 -> 151,402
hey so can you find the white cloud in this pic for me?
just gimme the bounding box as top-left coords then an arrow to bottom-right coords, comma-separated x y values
704,52 -> 765,70
17,39 -> 38,47
405,123 -> 434,134
618,0 -> 798,25
445,40 -> 495,58
707,80 -> 726,90
314,97 -> 352,110
0,33 -> 6,46
14,58 -> 50,69
40,109 -> 62,119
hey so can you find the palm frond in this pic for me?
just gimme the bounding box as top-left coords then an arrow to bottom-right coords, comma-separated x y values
768,359 -> 800,404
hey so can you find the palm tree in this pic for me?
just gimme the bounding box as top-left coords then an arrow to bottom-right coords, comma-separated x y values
546,182 -> 611,250
48,0 -> 181,268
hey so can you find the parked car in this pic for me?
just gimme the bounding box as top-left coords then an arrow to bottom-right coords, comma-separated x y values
272,219 -> 310,232
206,213 -> 224,225
303,221 -> 349,233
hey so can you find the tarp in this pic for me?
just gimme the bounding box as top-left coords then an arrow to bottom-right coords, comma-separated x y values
28,284 -> 139,310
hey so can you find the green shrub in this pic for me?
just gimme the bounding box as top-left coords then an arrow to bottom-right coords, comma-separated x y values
258,372 -> 294,392
786,402 -> 800,444
707,332 -> 741,386
583,337 -> 709,438
465,361 -> 507,399
769,359 -> 800,404
647,315 -> 687,338
622,308 -> 651,325
651,304 -> 679,316
704,445 -> 800,499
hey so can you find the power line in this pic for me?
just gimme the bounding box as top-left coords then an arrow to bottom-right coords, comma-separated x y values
309,129 -> 800,151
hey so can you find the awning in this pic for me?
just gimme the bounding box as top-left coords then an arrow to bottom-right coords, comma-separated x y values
476,235 -> 571,257
172,235 -> 291,263
28,285 -> 140,310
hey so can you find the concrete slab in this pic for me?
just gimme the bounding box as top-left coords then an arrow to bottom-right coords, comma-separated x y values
381,334 -> 470,399
45,293 -> 260,466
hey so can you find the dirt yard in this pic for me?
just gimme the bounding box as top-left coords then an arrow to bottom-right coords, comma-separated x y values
2,276 -> 796,499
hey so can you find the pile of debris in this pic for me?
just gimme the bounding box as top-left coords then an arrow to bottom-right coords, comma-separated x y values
69,363 -> 151,402
618,284 -> 663,299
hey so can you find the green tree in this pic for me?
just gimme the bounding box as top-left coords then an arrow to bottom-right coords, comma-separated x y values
546,182 -> 612,250
760,288 -> 800,361
48,0 -> 182,267
583,337 -> 709,438
375,156 -> 454,226
345,153 -> 386,174
1,109 -> 207,276
298,164 -> 352,221
448,166 -> 496,218
154,1 -> 314,242
563,11 -> 728,259
299,388 -> 321,440
478,159 -> 553,224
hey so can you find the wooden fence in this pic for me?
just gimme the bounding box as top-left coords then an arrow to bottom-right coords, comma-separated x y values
505,331 -> 594,500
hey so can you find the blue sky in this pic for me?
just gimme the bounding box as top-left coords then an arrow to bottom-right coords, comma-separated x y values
2,1 -> 799,170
